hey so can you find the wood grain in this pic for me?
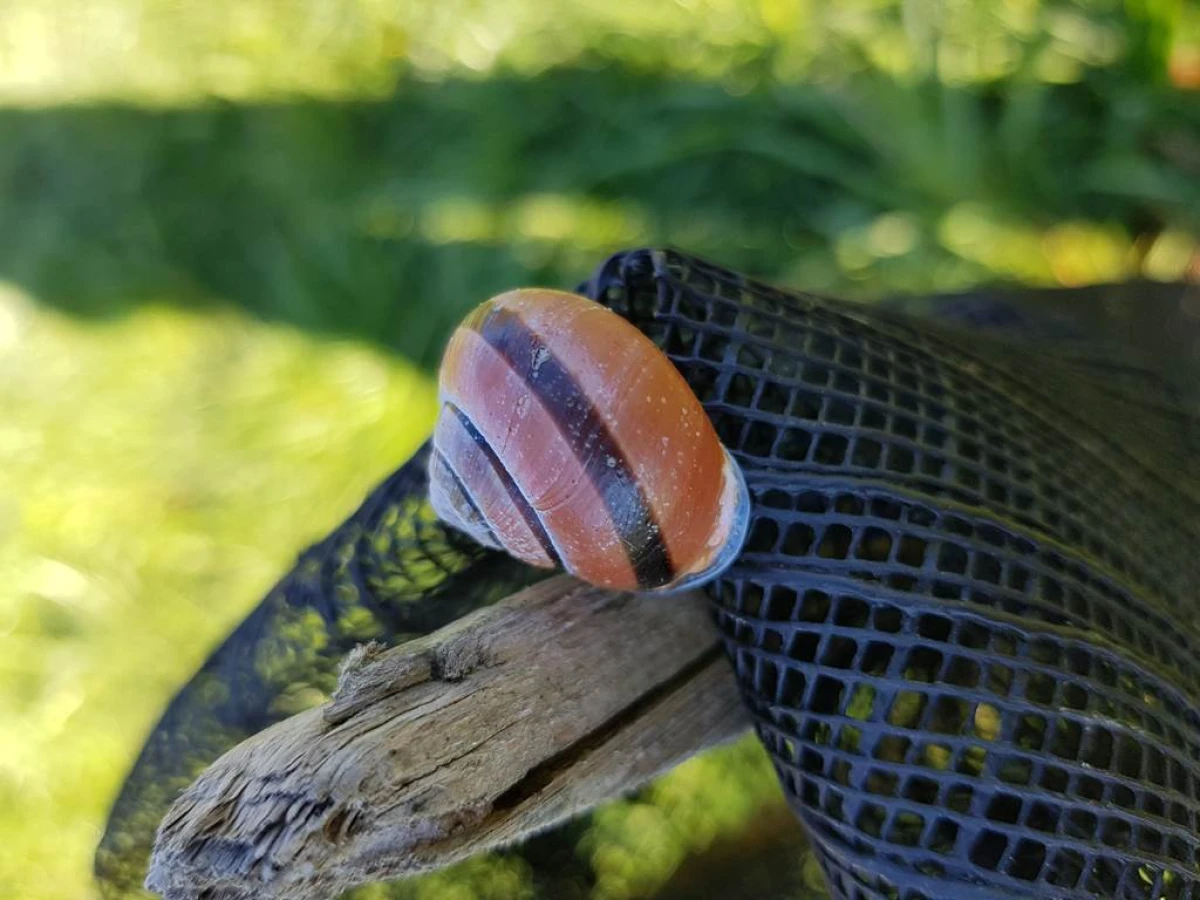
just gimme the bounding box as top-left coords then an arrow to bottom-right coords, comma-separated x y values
145,575 -> 749,900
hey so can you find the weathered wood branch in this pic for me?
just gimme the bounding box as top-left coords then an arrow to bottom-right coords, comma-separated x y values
145,576 -> 750,900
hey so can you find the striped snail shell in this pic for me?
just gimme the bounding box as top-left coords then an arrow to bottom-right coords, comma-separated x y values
429,288 -> 750,593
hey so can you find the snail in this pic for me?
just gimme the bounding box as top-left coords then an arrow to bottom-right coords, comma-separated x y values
429,288 -> 750,593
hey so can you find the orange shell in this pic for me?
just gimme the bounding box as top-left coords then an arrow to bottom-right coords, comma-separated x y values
429,288 -> 749,592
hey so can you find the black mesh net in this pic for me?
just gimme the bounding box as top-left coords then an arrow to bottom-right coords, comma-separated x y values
99,247 -> 1200,900
583,249 -> 1200,900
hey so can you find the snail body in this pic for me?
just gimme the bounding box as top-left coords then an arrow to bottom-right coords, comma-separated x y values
430,288 -> 749,593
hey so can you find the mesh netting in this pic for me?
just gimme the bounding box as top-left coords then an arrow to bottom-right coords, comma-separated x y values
100,248 -> 1200,899
584,249 -> 1200,900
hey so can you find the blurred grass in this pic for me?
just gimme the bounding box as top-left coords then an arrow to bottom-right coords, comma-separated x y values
1,2 -> 1198,373
0,287 -> 438,898
0,1 -> 1198,899
2,70 -> 1197,372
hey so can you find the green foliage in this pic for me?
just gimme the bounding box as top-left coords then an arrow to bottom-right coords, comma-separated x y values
0,2 -> 1197,373
0,1 -> 1196,898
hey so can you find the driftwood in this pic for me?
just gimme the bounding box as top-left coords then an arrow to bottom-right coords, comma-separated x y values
146,576 -> 751,900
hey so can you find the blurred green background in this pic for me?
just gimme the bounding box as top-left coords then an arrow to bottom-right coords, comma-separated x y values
1,1 -> 1197,898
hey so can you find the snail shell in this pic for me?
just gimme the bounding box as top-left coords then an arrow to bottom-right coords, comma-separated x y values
429,288 -> 749,593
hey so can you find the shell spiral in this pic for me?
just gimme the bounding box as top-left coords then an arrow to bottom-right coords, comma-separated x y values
429,288 -> 750,593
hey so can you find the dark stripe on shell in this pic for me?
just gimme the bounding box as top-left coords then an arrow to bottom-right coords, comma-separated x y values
446,403 -> 563,567
471,304 -> 674,589
431,447 -> 500,549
